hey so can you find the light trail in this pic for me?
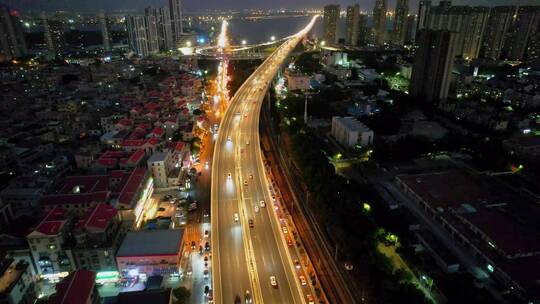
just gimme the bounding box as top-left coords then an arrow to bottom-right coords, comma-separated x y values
215,20 -> 230,116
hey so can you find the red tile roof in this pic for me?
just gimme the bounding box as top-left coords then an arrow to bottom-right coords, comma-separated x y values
118,168 -> 147,207
59,175 -> 110,193
122,139 -> 146,147
76,203 -> 118,232
117,118 -> 133,126
32,207 -> 67,236
48,270 -> 96,304
151,127 -> 164,136
41,191 -> 110,207
126,148 -> 145,164
147,137 -> 160,145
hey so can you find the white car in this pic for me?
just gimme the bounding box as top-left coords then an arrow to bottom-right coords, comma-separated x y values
260,200 -> 266,208
234,213 -> 239,223
227,136 -> 232,142
227,173 -> 232,180
254,205 -> 259,213
269,276 -> 277,287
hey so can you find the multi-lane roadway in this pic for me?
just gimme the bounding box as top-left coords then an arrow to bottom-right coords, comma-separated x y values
211,16 -> 318,304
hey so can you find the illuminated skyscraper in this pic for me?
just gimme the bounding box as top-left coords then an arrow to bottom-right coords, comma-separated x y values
393,0 -> 409,45
346,4 -> 360,46
127,14 -> 159,57
98,12 -> 112,52
482,6 -> 515,60
372,0 -> 387,45
410,29 -> 458,103
146,7 -> 174,52
0,4 -> 27,62
423,2 -> 489,60
41,12 -> 65,58
358,13 -> 369,45
323,5 -> 340,44
503,6 -> 540,60
169,0 -> 183,42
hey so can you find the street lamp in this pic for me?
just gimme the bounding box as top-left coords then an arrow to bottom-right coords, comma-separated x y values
320,40 -> 326,46
186,41 -> 192,47
241,39 -> 247,46
270,36 -> 276,41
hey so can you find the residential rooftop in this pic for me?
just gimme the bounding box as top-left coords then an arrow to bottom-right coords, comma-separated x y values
116,229 -> 183,257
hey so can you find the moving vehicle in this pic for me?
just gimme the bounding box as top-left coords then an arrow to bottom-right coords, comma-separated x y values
270,276 -> 278,287
260,200 -> 266,208
227,173 -> 232,180
248,219 -> 254,228
254,205 -> 259,213
244,180 -> 248,186
294,259 -> 301,269
299,275 -> 307,286
245,290 -> 252,304
306,294 -> 315,304
234,213 -> 239,222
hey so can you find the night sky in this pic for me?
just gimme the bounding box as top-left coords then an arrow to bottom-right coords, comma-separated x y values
3,0 -> 539,13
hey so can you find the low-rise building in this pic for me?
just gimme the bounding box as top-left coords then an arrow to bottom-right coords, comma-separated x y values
47,269 -> 100,304
116,229 -> 184,279
26,207 -> 76,279
0,258 -> 36,304
285,69 -> 311,91
396,170 -> 540,301
0,176 -> 51,217
331,116 -> 374,147
72,204 -> 125,273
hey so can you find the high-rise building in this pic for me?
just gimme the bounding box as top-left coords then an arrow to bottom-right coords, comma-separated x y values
424,2 -> 489,60
393,0 -> 409,45
372,0 -> 387,45
323,5 -> 340,44
527,19 -> 540,64
346,4 -> 360,46
145,7 -> 174,52
0,4 -> 27,62
416,0 -> 432,34
410,29 -> 458,103
41,12 -> 65,58
98,12 -> 112,52
503,6 -> 540,60
169,0 -> 183,42
460,7 -> 489,60
358,13 -> 369,46
404,14 -> 416,44
481,6 -> 516,60
127,14 -> 159,57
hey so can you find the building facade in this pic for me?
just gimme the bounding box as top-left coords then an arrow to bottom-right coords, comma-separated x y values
481,6 -> 516,60
346,4 -> 360,46
0,4 -> 27,62
41,12 -> 65,58
0,258 -> 36,304
503,6 -> 540,60
169,0 -> 183,42
26,207 -> 76,279
331,116 -> 374,147
98,13 -> 112,52
72,204 -> 125,273
393,0 -> 409,45
410,29 -> 458,103
323,5 -> 340,44
372,0 -> 387,45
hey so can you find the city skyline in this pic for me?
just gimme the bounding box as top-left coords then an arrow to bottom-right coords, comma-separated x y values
4,0 -> 540,13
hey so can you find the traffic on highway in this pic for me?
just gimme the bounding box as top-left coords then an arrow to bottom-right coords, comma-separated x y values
211,15 -> 319,304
